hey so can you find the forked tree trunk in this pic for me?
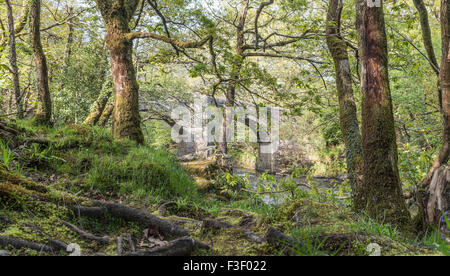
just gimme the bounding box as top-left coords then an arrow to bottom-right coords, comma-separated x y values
96,0 -> 144,143
326,0 -> 364,199
354,0 -> 410,227
30,0 -> 52,125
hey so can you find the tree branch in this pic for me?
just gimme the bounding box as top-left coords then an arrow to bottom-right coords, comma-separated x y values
254,0 -> 274,47
243,52 -> 324,64
126,32 -> 211,49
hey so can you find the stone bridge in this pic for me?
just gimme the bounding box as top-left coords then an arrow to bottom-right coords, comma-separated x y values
140,94 -> 282,174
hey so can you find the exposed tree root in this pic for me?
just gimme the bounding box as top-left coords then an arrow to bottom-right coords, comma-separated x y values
126,233 -> 136,252
202,218 -> 236,230
0,164 -> 202,255
123,237 -> 208,256
0,235 -> 53,253
61,221 -> 110,244
202,218 -> 265,244
72,202 -> 189,237
116,236 -> 123,256
157,200 -> 210,219
158,201 -> 177,217
0,121 -> 22,136
265,227 -> 296,255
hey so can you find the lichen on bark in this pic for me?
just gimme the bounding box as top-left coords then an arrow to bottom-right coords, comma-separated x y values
326,0 -> 364,202
30,0 -> 52,125
96,0 -> 144,143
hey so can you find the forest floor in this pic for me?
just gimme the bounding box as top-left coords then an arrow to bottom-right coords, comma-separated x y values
0,119 -> 447,256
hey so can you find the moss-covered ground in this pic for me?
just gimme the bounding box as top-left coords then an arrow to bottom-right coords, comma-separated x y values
0,119 -> 447,256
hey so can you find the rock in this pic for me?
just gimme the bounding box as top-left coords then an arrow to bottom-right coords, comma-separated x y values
0,250 -> 12,256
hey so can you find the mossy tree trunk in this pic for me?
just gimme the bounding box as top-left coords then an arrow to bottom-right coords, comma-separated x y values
354,0 -> 410,226
326,0 -> 364,200
421,1 -> 450,226
95,0 -> 144,144
30,0 -> 52,125
98,99 -> 114,127
438,1 -> 450,162
422,0 -> 450,188
95,0 -> 211,143
83,78 -> 113,126
412,0 -> 440,76
5,0 -> 23,119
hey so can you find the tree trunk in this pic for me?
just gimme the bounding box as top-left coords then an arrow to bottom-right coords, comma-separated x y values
419,1 -> 450,227
218,1 -> 248,154
354,0 -> 410,227
425,166 -> 449,228
83,78 -> 113,126
30,0 -> 52,125
413,0 -> 440,75
422,0 -> 450,187
99,2 -> 144,143
98,99 -> 114,127
326,0 -> 364,199
413,0 -> 443,129
63,2 -> 73,73
5,0 -> 23,119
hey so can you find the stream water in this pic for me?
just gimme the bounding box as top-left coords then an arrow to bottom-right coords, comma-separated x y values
232,167 -> 347,205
